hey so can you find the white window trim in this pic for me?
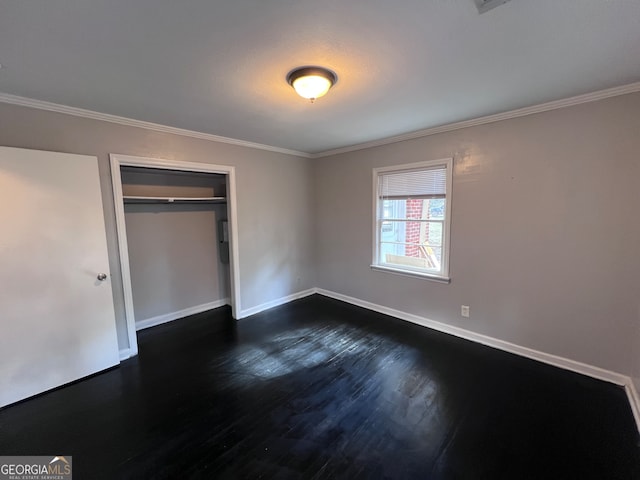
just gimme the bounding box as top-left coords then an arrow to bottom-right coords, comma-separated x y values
371,158 -> 453,282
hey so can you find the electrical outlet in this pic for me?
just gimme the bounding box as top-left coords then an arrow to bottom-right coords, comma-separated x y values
461,305 -> 470,318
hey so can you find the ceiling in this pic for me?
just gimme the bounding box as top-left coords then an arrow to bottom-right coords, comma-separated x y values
1,0 -> 639,155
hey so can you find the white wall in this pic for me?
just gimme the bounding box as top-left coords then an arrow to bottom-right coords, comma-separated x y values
0,102 -> 315,352
314,92 -> 640,377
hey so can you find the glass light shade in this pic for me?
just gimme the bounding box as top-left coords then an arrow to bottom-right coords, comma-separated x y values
287,67 -> 337,101
291,75 -> 333,100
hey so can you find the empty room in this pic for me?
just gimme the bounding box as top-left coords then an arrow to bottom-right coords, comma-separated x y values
1,1 -> 639,478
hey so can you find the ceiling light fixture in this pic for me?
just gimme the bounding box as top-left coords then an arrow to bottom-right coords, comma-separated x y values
286,66 -> 337,102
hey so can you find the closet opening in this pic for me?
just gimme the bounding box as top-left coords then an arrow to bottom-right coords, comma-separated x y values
110,155 -> 240,358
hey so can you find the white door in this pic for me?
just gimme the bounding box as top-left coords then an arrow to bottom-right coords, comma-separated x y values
0,146 -> 119,407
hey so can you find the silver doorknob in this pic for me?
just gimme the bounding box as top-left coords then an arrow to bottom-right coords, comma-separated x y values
97,273 -> 108,281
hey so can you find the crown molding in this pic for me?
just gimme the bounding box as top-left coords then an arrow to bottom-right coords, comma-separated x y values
2,81 -> 639,160
0,92 -> 310,158
311,81 -> 640,158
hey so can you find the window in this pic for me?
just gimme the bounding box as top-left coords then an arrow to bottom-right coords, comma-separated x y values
372,158 -> 452,281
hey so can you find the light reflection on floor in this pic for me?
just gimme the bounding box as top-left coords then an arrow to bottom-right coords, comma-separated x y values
221,324 -> 441,401
205,319 -> 449,463
230,325 -> 447,465
227,325 -> 369,381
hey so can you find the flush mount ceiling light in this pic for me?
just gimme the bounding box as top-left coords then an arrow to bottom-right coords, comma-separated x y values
286,66 -> 337,102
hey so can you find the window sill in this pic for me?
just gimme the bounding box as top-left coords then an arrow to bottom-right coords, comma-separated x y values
370,264 -> 451,284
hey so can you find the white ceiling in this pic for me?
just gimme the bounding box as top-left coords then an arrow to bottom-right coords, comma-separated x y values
1,0 -> 639,155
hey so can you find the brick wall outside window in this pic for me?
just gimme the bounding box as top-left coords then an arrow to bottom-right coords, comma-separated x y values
405,199 -> 423,257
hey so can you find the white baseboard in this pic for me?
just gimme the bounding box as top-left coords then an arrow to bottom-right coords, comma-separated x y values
119,348 -> 133,361
315,289 -> 629,385
135,298 -> 230,331
315,288 -> 640,432
119,287 -> 640,433
625,379 -> 640,432
237,288 -> 316,319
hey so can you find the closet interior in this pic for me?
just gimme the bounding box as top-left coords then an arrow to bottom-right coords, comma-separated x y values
120,166 -> 230,331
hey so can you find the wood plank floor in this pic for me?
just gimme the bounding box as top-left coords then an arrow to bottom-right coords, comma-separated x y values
1,295 -> 639,478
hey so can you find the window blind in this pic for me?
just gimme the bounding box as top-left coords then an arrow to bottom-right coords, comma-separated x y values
378,166 -> 447,200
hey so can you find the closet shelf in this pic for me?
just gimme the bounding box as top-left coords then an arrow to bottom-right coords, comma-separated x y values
123,196 -> 227,204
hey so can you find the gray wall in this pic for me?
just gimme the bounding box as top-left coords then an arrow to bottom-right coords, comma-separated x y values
125,203 -> 228,322
0,102 -> 315,351
2,92 -> 638,379
121,169 -> 229,323
314,92 -> 640,377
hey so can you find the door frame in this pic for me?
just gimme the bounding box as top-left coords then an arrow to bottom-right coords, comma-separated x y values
110,154 -> 241,358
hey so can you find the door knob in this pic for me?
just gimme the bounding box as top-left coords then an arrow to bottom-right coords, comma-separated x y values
97,273 -> 108,281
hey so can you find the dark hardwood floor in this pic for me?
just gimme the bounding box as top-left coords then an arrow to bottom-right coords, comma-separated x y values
1,295 -> 639,479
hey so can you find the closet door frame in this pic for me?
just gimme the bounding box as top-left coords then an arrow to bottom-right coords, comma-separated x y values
110,154 -> 241,358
